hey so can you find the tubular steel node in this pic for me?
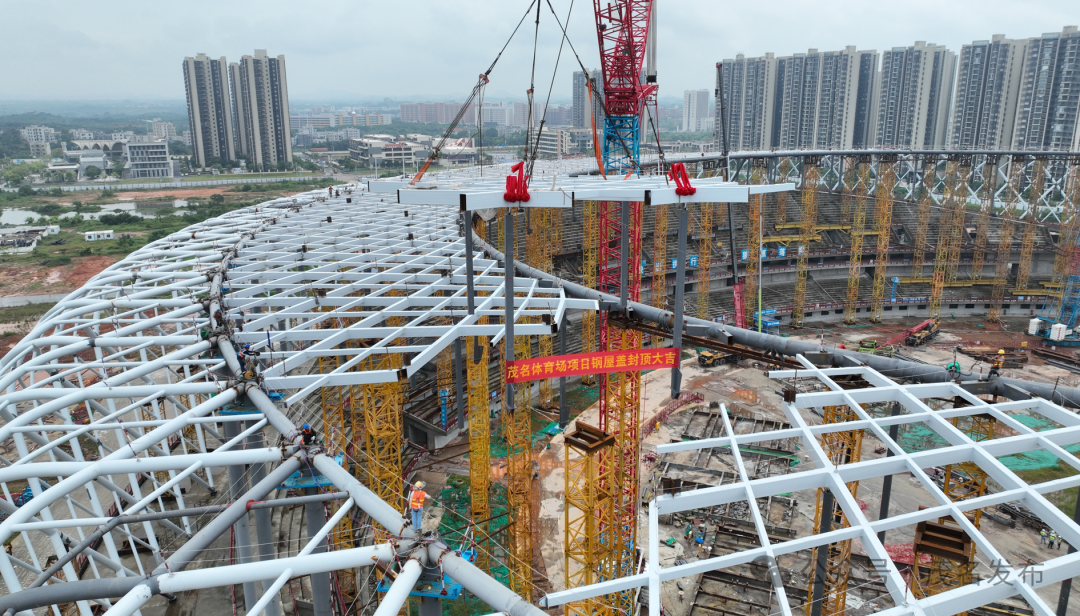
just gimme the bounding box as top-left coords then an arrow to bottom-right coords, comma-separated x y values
542,359 -> 1080,616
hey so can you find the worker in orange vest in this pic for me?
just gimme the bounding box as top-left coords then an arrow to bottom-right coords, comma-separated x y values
989,349 -> 1005,378
408,481 -> 428,530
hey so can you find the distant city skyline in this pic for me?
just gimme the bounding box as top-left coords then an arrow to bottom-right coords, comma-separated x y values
3,0 -> 1077,101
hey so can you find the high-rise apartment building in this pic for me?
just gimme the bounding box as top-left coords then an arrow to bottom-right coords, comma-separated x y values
715,55 -> 777,151
1012,26 -> 1080,151
183,53 -> 236,168
230,50 -> 292,170
572,69 -> 604,129
772,47 -> 879,149
950,35 -> 1028,149
682,90 -> 710,132
874,42 -> 956,149
716,47 -> 877,151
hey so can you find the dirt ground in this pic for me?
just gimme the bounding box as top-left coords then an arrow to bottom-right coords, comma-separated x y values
0,255 -> 118,298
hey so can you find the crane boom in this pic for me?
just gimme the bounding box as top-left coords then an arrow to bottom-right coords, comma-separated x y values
593,0 -> 656,173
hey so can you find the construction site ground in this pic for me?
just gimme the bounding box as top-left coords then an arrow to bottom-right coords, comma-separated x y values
416,316 -> 1080,616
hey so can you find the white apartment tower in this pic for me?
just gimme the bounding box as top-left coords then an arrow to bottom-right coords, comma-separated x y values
230,50 -> 292,170
950,35 -> 1029,149
183,54 -> 236,168
716,55 -> 778,151
873,42 -> 956,149
1012,26 -> 1080,151
572,69 -> 604,129
716,47 -> 877,151
682,89 -> 710,132
772,47 -> 879,150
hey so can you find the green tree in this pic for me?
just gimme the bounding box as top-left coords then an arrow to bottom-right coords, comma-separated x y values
209,193 -> 225,205
84,166 -> 102,180
17,185 -> 35,196
111,162 -> 125,178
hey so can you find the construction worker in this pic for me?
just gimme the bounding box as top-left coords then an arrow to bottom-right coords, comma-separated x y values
409,481 -> 428,530
300,423 -> 316,446
989,350 -> 1005,378
1041,528 -> 1048,545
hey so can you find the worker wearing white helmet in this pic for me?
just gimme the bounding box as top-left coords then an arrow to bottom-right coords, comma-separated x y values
408,481 -> 428,531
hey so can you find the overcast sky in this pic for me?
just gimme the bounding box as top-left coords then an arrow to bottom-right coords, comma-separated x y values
2,0 -> 1077,104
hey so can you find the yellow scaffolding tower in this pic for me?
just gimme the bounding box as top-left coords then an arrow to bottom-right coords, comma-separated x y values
467,318 -> 491,572
988,161 -> 1025,322
744,162 -> 765,326
844,161 -> 870,324
971,157 -> 997,280
775,158 -> 791,226
912,161 -> 936,277
582,201 -> 598,385
808,405 -> 862,616
912,413 -> 995,604
563,423 -> 616,616
1016,159 -> 1046,293
792,160 -> 819,328
869,159 -> 896,322
506,328 -> 534,600
652,202 -> 669,345
929,161 -> 962,319
839,157 -> 854,225
947,162 -> 972,284
528,208 -> 557,410
1049,165 -> 1080,298
696,202 -> 713,319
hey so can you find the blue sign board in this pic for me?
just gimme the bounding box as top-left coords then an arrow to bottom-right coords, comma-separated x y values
689,255 -> 698,267
755,309 -> 778,316
761,248 -> 767,258
741,250 -> 749,261
778,246 -> 787,257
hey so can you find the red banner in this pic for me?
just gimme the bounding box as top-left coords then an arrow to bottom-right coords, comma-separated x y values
505,348 -> 679,384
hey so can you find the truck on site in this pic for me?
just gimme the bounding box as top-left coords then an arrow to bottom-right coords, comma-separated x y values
698,350 -> 738,367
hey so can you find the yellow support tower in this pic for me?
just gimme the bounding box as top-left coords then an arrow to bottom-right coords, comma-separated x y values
792,160 -> 820,328
652,202 -> 669,345
912,161 -> 936,277
696,202 -> 713,319
581,201 -> 598,385
528,208 -> 557,410
912,413 -> 996,606
929,161 -> 962,319
869,158 -> 896,322
505,327 -> 534,600
1016,159 -> 1046,293
744,162 -> 765,326
364,354 -> 405,515
947,161 -> 973,284
467,318 -> 491,572
564,423 -> 616,616
839,157 -> 854,225
989,161 -> 1024,322
808,405 -> 862,616
775,158 -> 791,226
844,161 -> 870,324
971,157 -> 997,280
1049,165 -> 1080,298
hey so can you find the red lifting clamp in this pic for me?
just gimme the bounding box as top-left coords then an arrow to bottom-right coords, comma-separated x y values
503,161 -> 531,203
668,162 -> 696,196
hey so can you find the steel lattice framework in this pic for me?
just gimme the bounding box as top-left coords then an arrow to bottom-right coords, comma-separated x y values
844,160 -> 870,324
0,176 -> 596,616
543,359 -> 1080,616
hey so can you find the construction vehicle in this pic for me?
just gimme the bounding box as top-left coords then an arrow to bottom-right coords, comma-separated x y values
882,318 -> 940,347
698,350 -> 738,367
905,319 -> 940,346
855,340 -> 895,357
